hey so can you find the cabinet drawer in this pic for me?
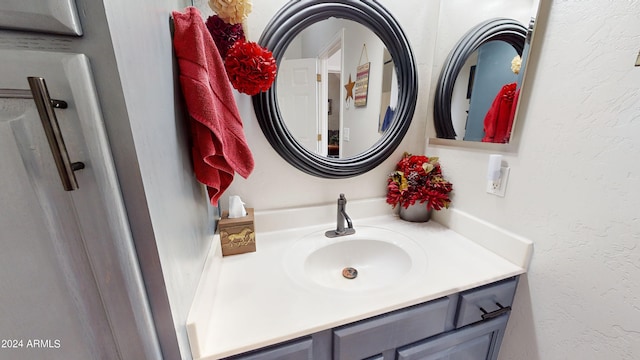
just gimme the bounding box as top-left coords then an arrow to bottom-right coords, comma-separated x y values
223,337 -> 313,360
455,277 -> 518,328
334,297 -> 451,360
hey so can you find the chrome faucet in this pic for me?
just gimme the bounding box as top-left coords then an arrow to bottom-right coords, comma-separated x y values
325,194 -> 356,238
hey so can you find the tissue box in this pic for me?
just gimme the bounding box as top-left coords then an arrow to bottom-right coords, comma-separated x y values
218,208 -> 256,256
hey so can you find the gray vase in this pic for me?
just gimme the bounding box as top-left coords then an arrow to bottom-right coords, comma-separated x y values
399,203 -> 432,222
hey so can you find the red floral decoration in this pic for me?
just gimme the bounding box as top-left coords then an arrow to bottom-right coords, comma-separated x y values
224,40 -> 277,96
386,152 -> 453,211
206,15 -> 245,59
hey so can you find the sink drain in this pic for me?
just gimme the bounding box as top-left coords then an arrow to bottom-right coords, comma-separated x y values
342,267 -> 358,280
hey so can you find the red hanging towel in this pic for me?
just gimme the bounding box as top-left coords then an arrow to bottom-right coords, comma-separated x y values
482,82 -> 519,143
172,7 -> 254,204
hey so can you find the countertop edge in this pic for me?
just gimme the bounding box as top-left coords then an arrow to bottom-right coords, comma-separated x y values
186,236 -> 222,360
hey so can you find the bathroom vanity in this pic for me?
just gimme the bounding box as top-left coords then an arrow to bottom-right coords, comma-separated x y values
182,0 -> 541,355
223,276 -> 518,360
186,199 -> 531,360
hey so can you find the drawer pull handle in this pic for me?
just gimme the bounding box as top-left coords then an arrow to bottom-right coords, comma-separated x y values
479,302 -> 511,320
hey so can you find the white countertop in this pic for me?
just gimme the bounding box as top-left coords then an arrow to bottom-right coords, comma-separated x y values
186,199 -> 532,360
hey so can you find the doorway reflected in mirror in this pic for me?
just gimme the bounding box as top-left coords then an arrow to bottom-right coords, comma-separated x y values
276,18 -> 397,159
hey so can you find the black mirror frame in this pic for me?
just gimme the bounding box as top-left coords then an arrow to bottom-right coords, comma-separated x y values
252,0 -> 418,178
433,18 -> 527,139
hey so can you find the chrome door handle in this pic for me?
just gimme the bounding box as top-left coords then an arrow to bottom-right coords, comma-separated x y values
27,77 -> 85,191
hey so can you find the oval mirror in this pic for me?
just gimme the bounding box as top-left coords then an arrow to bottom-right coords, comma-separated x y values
252,0 -> 417,178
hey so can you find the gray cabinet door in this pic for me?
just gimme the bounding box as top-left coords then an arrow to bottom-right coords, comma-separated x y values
396,315 -> 509,360
334,297 -> 451,360
0,49 -> 157,359
0,0 -> 82,35
224,337 -> 314,360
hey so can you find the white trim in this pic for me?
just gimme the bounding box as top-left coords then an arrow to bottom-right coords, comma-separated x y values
433,208 -> 533,269
67,54 -> 163,358
186,239 -> 222,360
317,29 -> 345,157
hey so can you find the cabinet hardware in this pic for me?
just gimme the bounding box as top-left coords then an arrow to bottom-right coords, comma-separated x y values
27,77 -> 84,191
0,89 -> 33,99
479,302 -> 511,320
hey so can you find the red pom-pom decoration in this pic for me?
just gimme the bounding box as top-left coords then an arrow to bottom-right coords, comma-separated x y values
225,40 -> 277,96
206,15 -> 245,59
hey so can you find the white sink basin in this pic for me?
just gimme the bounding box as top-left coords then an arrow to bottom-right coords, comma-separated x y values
284,226 -> 427,293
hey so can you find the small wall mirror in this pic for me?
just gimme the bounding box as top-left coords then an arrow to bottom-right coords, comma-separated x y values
430,0 -> 541,146
253,0 -> 417,178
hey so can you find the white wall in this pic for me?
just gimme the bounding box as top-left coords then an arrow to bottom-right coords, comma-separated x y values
102,0 -> 213,358
428,1 -> 640,358
341,20 -> 387,157
450,52 -> 477,139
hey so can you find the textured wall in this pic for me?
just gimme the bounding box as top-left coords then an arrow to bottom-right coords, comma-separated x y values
429,1 -> 640,358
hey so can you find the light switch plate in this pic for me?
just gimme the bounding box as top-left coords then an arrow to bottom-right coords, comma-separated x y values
343,127 -> 350,141
486,166 -> 510,197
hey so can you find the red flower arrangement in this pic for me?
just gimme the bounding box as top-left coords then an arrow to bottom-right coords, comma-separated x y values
225,40 -> 277,96
206,15 -> 245,59
386,152 -> 453,211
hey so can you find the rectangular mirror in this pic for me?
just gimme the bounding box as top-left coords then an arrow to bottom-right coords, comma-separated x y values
429,0 -> 542,149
